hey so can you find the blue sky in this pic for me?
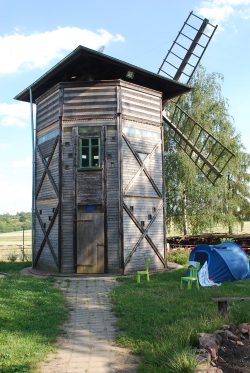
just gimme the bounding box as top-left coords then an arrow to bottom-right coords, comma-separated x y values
0,0 -> 249,213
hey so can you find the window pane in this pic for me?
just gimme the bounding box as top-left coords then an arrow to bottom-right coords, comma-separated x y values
81,147 -> 89,167
92,146 -> 99,167
81,139 -> 89,147
91,138 -> 98,146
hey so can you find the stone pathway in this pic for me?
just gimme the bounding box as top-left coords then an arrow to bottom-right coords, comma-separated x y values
39,277 -> 137,373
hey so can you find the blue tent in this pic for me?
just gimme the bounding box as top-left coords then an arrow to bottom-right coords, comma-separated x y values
189,241 -> 249,283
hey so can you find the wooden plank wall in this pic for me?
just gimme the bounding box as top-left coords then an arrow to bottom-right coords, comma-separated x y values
120,83 -> 165,273
36,89 -> 60,131
106,125 -> 120,272
61,127 -> 75,272
35,121 -> 60,271
61,81 -> 120,273
63,82 -> 117,119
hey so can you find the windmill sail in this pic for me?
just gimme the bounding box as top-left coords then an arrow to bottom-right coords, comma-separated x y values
158,11 -> 234,183
163,104 -> 234,185
158,11 -> 217,85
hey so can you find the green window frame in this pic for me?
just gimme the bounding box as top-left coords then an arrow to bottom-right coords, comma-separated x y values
79,137 -> 100,168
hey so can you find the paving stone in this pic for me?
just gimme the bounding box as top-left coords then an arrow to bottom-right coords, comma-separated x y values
39,277 -> 138,373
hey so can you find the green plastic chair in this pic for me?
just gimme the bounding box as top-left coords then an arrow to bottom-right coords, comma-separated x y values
136,257 -> 150,283
180,262 -> 200,290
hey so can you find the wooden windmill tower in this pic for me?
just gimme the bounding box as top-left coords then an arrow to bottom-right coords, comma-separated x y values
15,11 -> 233,274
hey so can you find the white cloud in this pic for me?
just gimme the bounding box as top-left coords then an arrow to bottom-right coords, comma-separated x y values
0,102 -> 30,127
197,0 -> 250,25
0,27 -> 125,74
11,157 -> 32,169
198,5 -> 234,24
0,178 -> 31,213
0,143 -> 9,149
239,6 -> 250,17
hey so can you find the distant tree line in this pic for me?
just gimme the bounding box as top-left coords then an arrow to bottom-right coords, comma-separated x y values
0,212 -> 32,233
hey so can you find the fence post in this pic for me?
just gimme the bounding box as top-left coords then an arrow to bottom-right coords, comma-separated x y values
22,227 -> 25,261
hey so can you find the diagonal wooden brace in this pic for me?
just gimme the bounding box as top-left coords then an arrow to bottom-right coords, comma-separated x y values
34,205 -> 59,268
123,202 -> 165,266
122,133 -> 162,198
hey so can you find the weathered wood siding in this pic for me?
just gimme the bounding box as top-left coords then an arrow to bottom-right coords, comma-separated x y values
120,81 -> 161,125
61,126 -> 74,272
36,88 -> 60,131
35,123 -> 60,271
120,82 -> 165,273
63,82 -> 117,119
105,125 -> 120,272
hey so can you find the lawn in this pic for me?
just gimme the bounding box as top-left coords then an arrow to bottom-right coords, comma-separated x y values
0,262 -> 66,373
112,269 -> 250,373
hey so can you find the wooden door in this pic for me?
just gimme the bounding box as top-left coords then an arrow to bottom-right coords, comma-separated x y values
77,211 -> 104,273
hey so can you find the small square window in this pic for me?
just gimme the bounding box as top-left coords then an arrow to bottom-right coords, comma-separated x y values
65,142 -> 70,146
68,153 -> 73,158
79,137 -> 100,168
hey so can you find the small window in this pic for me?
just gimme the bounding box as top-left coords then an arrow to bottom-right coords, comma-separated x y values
68,153 -> 73,158
39,209 -> 42,215
141,221 -> 145,227
130,206 -> 134,212
148,214 -> 152,220
152,207 -> 156,213
79,137 -> 100,168
43,223 -> 46,229
65,142 -> 70,146
49,216 -> 52,221
52,208 -> 56,213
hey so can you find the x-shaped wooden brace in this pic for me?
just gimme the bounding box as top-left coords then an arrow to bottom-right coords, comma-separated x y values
36,136 -> 59,199
34,205 -> 59,268
123,202 -> 165,266
122,133 -> 162,198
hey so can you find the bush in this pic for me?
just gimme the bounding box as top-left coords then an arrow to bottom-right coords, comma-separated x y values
167,250 -> 190,265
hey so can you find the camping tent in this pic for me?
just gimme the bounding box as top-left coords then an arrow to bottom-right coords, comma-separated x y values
189,241 -> 249,284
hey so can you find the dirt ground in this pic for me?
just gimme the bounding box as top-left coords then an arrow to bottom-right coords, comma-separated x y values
218,339 -> 250,373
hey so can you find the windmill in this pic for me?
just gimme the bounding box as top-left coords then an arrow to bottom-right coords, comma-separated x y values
158,11 -> 234,184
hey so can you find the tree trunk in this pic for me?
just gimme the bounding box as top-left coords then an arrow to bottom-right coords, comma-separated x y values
182,190 -> 189,235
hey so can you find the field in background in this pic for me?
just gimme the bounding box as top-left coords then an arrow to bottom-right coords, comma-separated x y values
0,230 -> 32,261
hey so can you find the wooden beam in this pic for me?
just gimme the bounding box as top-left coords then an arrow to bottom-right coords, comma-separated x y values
123,202 -> 165,266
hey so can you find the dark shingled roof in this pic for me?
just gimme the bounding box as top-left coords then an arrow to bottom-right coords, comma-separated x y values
15,45 -> 191,103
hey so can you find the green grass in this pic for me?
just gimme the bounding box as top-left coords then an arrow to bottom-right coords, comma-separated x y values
0,262 -> 66,373
0,261 -> 32,273
112,270 -> 250,373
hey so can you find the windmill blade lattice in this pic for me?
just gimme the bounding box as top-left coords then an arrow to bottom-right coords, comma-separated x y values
163,104 -> 234,184
158,11 -> 217,85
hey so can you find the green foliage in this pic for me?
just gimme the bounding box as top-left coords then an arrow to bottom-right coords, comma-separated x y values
0,212 -> 32,233
165,66 -> 250,235
112,270 -> 250,373
0,265 -> 66,372
167,250 -> 189,265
